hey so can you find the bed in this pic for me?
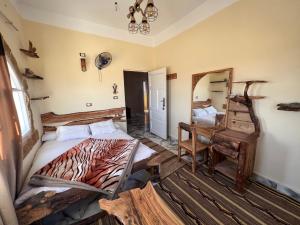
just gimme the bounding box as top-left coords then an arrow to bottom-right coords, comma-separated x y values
192,103 -> 225,127
15,108 -> 157,225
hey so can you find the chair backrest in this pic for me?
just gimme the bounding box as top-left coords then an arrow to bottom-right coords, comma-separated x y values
178,122 -> 197,153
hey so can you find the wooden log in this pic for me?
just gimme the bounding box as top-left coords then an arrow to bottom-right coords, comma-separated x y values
277,103 -> 300,111
16,188 -> 99,225
41,107 -> 125,124
99,182 -> 184,225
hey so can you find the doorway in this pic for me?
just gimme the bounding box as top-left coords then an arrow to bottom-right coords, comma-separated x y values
123,71 -> 149,134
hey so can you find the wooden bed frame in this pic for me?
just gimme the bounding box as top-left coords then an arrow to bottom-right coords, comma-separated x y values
16,107 -> 156,225
41,107 -> 126,132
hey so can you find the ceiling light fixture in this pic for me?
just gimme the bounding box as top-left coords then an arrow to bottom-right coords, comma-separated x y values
127,0 -> 158,35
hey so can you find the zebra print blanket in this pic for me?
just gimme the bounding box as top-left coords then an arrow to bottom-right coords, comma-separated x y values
29,138 -> 139,197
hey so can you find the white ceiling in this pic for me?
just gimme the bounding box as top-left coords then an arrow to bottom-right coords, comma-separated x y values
12,0 -> 238,46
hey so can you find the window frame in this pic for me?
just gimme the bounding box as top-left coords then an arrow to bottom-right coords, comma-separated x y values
3,40 -> 39,157
8,59 -> 31,138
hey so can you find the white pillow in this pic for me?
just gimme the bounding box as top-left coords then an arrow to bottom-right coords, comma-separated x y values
42,131 -> 57,142
193,108 -> 208,117
56,125 -> 90,141
89,120 -> 117,136
204,106 -> 217,115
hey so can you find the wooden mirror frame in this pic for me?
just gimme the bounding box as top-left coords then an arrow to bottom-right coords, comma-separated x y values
191,68 -> 233,127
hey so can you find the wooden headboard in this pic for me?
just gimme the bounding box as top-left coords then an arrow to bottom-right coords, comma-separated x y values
192,99 -> 212,109
41,107 -> 126,132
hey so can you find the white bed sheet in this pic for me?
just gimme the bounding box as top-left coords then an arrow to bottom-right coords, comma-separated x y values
192,114 -> 216,127
16,129 -> 156,205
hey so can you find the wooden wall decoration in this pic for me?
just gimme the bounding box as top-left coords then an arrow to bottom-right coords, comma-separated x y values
229,80 -> 267,134
277,103 -> 300,111
41,107 -> 126,132
23,68 -> 43,80
20,41 -> 39,58
167,73 -> 177,80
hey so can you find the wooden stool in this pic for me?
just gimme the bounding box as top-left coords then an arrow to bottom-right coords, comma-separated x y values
178,122 -> 208,173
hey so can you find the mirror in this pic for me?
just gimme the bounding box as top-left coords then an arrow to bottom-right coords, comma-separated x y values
191,68 -> 233,127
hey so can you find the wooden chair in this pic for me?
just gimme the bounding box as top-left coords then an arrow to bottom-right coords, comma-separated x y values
178,122 -> 208,173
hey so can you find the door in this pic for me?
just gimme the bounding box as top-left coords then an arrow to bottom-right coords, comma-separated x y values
148,67 -> 167,139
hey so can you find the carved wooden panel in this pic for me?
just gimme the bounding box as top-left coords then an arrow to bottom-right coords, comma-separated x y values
227,111 -> 252,123
228,101 -> 249,113
228,120 -> 255,134
227,100 -> 255,134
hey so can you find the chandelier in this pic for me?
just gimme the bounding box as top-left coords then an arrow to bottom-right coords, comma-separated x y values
127,0 -> 158,35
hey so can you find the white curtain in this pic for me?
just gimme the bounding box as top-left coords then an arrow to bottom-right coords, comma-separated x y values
0,36 -> 22,224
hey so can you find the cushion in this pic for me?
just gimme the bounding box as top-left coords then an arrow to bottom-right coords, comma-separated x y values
56,125 -> 90,141
89,119 -> 117,136
204,106 -> 217,114
192,108 -> 208,117
41,131 -> 57,142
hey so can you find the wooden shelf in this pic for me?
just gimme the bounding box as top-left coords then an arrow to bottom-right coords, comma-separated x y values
20,49 -> 39,58
20,41 -> 40,58
215,159 -> 237,180
23,68 -> 44,80
210,79 -> 227,84
248,96 -> 265,100
233,80 -> 267,84
31,96 -> 49,101
277,103 -> 300,111
228,95 -> 266,100
23,74 -> 43,80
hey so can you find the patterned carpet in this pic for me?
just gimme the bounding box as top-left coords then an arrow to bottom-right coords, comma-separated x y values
155,165 -> 300,225
96,139 -> 300,225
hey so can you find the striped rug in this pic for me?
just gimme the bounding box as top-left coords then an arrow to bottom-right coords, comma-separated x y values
97,139 -> 300,225
155,165 -> 300,225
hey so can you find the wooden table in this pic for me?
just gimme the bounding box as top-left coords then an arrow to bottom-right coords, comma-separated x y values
99,182 -> 184,225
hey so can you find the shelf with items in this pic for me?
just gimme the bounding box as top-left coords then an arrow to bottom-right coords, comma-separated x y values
23,68 -> 44,80
30,96 -> 49,101
20,41 -> 39,58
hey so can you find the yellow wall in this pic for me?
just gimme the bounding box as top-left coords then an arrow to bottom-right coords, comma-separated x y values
3,0 -> 300,195
23,20 -> 155,115
155,0 -> 300,192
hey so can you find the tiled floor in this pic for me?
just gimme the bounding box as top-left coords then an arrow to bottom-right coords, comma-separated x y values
127,114 -> 178,154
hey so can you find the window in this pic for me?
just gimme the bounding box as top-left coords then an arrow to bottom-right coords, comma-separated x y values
7,61 -> 31,136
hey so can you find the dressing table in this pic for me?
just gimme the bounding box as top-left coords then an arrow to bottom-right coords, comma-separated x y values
186,68 -> 262,192
178,68 -> 232,173
208,81 -> 264,192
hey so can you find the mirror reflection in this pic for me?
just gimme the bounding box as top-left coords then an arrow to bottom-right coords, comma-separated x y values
191,69 -> 232,127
